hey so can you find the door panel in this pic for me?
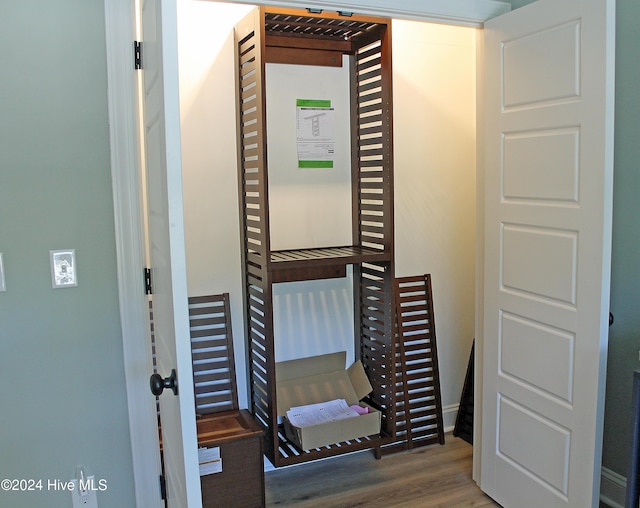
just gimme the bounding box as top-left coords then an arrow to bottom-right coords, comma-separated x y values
503,128 -> 580,202
502,21 -> 580,107
481,0 -> 615,506
140,0 -> 201,506
502,225 -> 577,304
498,395 -> 571,493
500,312 -> 574,403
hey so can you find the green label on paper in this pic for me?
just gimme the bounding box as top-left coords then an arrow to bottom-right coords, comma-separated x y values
298,160 -> 334,168
296,99 -> 332,108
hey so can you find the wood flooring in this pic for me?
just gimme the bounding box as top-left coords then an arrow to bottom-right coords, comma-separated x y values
265,435 -> 500,507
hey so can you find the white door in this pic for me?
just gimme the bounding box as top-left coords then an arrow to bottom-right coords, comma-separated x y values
480,0 -> 615,507
139,0 -> 201,506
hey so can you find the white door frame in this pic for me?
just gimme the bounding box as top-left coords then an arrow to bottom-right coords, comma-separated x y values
105,1 -> 165,507
105,0 -> 509,505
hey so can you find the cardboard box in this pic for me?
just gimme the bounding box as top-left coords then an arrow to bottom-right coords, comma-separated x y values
276,351 -> 381,450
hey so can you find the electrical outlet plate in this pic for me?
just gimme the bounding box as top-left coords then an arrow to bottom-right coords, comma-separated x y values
50,249 -> 77,288
0,252 -> 5,292
71,477 -> 98,508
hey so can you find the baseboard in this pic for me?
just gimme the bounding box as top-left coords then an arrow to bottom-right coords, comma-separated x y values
600,466 -> 626,508
443,403 -> 459,434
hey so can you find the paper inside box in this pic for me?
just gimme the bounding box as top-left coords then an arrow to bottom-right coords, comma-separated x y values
276,351 -> 381,450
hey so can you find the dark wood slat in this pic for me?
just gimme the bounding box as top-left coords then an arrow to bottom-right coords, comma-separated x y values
269,245 -> 390,272
239,48 -> 256,66
397,292 -> 431,304
265,34 -> 352,53
266,45 -> 343,66
239,33 -> 256,54
263,11 -> 384,49
191,329 -> 231,343
453,341 -> 475,445
189,294 -> 226,305
188,293 -> 239,414
382,274 -> 445,455
358,125 -> 383,138
356,43 -> 382,61
357,55 -> 382,73
194,380 -> 234,395
357,66 -> 383,84
271,264 -> 346,283
359,136 -> 384,149
240,59 -> 257,77
399,322 -> 434,335
189,314 -> 227,326
191,351 -> 232,363
193,371 -> 235,384
358,79 -> 382,96
273,431 -> 391,467
358,159 -> 385,169
358,101 -> 383,115
242,110 -> 259,126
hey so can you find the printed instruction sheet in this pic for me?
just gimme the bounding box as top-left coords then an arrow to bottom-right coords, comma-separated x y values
296,99 -> 335,168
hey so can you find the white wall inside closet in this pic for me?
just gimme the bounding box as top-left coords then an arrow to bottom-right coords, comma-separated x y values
176,1 -> 476,427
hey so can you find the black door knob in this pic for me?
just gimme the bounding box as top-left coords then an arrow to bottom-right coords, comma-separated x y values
150,369 -> 178,396
609,312 -> 614,327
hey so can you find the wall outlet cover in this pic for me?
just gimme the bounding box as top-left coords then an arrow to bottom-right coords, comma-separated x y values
50,249 -> 77,288
71,477 -> 98,508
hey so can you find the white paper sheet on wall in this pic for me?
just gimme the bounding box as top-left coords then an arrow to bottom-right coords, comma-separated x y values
296,99 -> 335,168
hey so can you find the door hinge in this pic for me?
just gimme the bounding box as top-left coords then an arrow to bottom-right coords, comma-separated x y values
134,41 -> 142,70
159,474 -> 166,501
144,267 -> 153,295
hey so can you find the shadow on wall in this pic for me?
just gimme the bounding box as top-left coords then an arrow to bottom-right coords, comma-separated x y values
273,275 -> 355,363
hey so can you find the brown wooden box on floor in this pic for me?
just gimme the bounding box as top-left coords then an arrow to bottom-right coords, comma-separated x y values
197,409 -> 265,508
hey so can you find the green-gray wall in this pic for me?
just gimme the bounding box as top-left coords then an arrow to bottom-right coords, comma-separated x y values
0,2 -> 135,507
603,0 -> 640,479
508,0 -> 640,483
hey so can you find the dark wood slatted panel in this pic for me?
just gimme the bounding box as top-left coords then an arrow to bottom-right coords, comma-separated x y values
274,426 -> 391,466
247,281 -> 272,436
357,262 -> 395,436
235,8 -> 394,468
150,295 -> 240,418
265,45 -> 344,67
382,275 -> 445,455
351,29 -> 395,441
264,11 -> 379,44
353,37 -> 393,255
270,245 -> 389,268
453,340 -> 474,445
236,12 -> 279,466
188,294 -> 238,415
